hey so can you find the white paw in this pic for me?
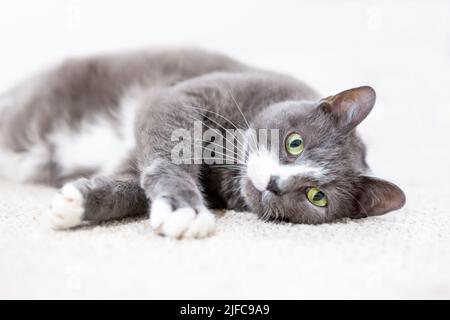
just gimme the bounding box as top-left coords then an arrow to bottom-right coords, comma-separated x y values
47,184 -> 85,230
149,198 -> 216,239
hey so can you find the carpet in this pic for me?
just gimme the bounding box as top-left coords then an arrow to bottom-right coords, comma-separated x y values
0,181 -> 449,299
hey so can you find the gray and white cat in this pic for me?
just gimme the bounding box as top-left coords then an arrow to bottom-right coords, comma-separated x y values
0,48 -> 405,238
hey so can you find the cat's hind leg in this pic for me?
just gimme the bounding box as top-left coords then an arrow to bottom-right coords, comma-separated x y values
48,175 -> 148,229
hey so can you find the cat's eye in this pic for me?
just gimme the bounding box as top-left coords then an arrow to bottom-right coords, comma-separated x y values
285,132 -> 304,156
306,187 -> 328,207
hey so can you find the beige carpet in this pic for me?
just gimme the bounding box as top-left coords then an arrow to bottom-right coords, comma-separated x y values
0,181 -> 449,299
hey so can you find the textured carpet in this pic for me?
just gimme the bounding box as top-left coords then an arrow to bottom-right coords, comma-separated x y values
0,181 -> 449,299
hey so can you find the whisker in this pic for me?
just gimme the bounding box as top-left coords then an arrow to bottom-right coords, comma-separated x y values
185,113 -> 248,163
184,104 -> 257,155
226,87 -> 259,154
189,136 -> 241,159
187,106 -> 249,154
183,105 -> 244,131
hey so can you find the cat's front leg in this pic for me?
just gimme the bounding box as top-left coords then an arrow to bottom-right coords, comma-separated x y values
141,160 -> 215,239
48,175 -> 148,229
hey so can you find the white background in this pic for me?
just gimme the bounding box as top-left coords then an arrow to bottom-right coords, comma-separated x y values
0,0 -> 449,188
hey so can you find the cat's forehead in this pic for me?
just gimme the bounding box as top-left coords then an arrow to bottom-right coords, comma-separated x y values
264,100 -> 317,118
256,100 -> 330,133
254,100 -> 341,146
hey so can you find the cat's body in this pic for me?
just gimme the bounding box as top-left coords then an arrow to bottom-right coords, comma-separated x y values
0,49 -> 248,186
0,48 -> 405,238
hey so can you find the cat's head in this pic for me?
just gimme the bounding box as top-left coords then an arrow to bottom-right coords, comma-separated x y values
241,86 -> 405,224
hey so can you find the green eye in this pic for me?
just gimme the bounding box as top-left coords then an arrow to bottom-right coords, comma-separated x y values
306,187 -> 328,207
285,132 -> 304,156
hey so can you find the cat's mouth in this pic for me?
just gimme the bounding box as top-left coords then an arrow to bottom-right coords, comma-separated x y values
256,189 -> 286,219
242,176 -> 289,222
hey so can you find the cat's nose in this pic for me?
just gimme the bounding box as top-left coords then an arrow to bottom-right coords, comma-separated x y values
266,175 -> 281,195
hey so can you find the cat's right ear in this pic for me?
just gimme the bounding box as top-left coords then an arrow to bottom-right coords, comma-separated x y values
353,176 -> 406,218
319,86 -> 376,133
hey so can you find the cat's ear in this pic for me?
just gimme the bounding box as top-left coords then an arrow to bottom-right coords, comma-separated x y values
354,176 -> 406,218
320,86 -> 376,132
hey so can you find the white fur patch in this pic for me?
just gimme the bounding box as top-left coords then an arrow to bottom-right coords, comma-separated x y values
49,94 -> 138,176
246,149 -> 328,192
48,184 -> 85,230
0,88 -> 140,183
184,209 -> 216,238
150,198 -> 216,239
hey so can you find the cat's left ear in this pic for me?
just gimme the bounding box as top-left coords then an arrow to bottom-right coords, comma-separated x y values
354,176 -> 406,218
320,86 -> 376,132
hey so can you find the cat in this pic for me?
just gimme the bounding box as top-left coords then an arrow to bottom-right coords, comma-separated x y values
0,48 -> 405,238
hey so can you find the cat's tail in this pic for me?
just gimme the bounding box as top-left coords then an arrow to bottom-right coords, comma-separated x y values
0,83 -> 20,140
0,90 -> 16,181
0,92 -> 11,119
0,73 -> 40,121
0,89 -> 14,142
0,84 -> 30,182
0,82 -> 22,125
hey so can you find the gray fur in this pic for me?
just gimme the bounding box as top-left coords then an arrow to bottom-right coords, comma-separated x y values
0,48 -> 405,225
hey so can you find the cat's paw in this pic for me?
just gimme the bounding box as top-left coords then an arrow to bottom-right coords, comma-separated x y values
149,198 -> 216,239
47,184 -> 85,230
